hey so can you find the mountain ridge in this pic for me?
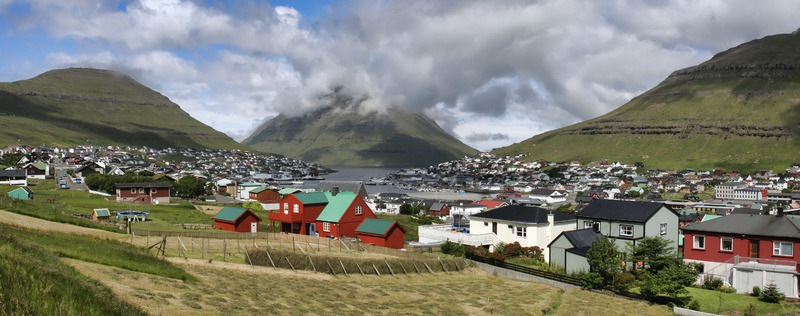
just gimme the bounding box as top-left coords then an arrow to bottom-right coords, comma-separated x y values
0,68 -> 249,150
493,30 -> 800,172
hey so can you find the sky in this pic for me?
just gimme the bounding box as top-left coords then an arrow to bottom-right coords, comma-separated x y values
1,1 -> 798,152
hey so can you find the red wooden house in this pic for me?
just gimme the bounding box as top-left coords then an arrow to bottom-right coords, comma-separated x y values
213,207 -> 262,233
315,192 -> 376,238
682,214 -> 800,297
428,202 -> 450,216
248,186 -> 280,203
115,182 -> 171,205
268,192 -> 328,235
356,218 -> 407,249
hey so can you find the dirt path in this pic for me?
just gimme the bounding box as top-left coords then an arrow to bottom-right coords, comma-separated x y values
0,209 -> 125,240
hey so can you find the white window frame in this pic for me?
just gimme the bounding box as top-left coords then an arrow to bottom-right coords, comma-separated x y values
323,222 -> 330,232
660,223 -> 667,235
152,188 -> 157,194
130,188 -> 136,194
516,226 -> 527,237
693,235 -> 705,249
283,203 -> 289,214
720,238 -> 733,252
355,205 -> 362,215
583,221 -> 593,229
619,224 -> 633,237
484,222 -> 489,226
293,204 -> 299,213
773,241 -> 793,256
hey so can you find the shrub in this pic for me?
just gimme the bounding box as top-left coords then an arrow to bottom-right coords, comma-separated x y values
751,286 -> 761,297
578,272 -> 604,290
440,241 -> 465,257
702,277 -> 724,291
720,285 -> 736,293
759,283 -> 785,303
612,272 -> 636,292
744,303 -> 757,316
686,299 -> 701,311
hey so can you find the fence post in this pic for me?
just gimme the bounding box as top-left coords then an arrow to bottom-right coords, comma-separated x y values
241,246 -> 253,266
265,249 -> 275,267
372,263 -> 381,276
453,259 -> 461,271
307,254 -> 316,272
223,240 -> 227,261
399,262 -> 408,275
438,256 -> 450,274
424,262 -> 434,274
339,260 -> 348,276
327,260 -> 336,276
385,260 -> 396,277
356,263 -> 365,276
285,257 -> 296,272
413,263 -> 421,274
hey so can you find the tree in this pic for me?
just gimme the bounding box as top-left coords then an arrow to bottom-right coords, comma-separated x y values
586,237 -> 622,288
626,236 -> 680,273
759,283 -> 785,303
399,203 -> 414,215
639,261 -> 701,299
0,152 -> 24,168
173,176 -> 206,198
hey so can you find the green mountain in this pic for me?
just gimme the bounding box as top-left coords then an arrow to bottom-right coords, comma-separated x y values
494,30 -> 800,172
243,95 -> 478,167
0,68 -> 248,150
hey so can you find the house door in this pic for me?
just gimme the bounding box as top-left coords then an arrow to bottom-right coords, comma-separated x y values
749,240 -> 759,258
309,223 -> 317,237
492,222 -> 497,234
251,221 -> 258,233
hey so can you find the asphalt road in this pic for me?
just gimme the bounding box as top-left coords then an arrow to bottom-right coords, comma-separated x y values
54,164 -> 89,191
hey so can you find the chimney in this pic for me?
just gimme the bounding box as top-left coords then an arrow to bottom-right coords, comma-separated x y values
546,210 -> 554,247
332,186 -> 339,196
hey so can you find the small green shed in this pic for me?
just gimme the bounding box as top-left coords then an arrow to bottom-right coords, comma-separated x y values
7,186 -> 33,200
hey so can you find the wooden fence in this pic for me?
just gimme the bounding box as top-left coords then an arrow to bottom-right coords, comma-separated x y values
465,252 -> 583,286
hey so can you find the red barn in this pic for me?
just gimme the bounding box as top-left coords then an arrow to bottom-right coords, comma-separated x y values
315,192 -> 376,238
268,192 -> 328,235
115,182 -> 171,205
212,207 -> 262,233
248,186 -> 280,203
356,218 -> 406,249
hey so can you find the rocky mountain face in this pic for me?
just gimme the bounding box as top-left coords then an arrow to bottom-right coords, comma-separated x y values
243,94 -> 478,167
0,68 -> 248,150
493,30 -> 800,172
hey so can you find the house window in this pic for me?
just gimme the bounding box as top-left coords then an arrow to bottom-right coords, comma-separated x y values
660,223 -> 667,235
773,241 -> 793,256
693,236 -> 705,249
484,222 -> 489,226
355,205 -> 362,215
620,224 -> 633,237
293,204 -> 299,213
516,227 -> 527,237
583,221 -> 593,229
131,188 -> 136,194
283,203 -> 288,214
323,222 -> 330,232
152,189 -> 157,194
721,238 -> 733,252
508,224 -> 513,230
139,188 -> 144,193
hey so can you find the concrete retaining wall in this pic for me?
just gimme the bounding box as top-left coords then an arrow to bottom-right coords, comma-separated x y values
673,307 -> 720,316
468,260 -> 579,291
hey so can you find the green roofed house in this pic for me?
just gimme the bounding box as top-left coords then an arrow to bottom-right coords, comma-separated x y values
316,191 -> 377,238
269,191 -> 330,235
213,207 -> 261,233
92,208 -> 111,222
7,186 -> 33,200
356,218 -> 407,249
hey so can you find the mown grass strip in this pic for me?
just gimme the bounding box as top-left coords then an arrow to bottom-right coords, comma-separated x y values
1,222 -> 196,281
0,231 -> 146,315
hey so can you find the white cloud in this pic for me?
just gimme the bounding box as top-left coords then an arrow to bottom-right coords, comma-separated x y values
6,0 -> 800,150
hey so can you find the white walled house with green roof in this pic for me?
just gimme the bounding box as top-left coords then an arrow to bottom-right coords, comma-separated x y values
315,191 -> 377,238
23,162 -> 49,179
7,186 -> 33,200
575,199 -> 680,253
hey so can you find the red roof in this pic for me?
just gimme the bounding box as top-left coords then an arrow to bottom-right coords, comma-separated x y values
471,200 -> 506,209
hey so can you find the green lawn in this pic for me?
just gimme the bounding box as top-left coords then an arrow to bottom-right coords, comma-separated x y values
685,287 -> 800,315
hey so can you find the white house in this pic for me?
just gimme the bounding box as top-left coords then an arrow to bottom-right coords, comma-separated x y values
529,189 -> 567,204
469,205 -> 576,262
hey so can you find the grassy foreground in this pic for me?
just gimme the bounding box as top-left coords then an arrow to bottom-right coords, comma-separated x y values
0,229 -> 146,315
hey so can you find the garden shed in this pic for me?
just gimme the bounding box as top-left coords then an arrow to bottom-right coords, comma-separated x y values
7,186 -> 33,200
355,218 -> 407,249
92,208 -> 111,222
213,207 -> 262,233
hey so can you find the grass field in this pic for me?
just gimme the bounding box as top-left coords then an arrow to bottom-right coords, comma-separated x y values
685,287 -> 800,315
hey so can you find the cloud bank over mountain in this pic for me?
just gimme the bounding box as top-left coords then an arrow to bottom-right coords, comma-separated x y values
1,0 -> 798,150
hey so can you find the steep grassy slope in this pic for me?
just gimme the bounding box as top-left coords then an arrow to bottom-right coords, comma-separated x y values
0,68 -> 249,150
494,30 -> 800,172
243,96 -> 478,167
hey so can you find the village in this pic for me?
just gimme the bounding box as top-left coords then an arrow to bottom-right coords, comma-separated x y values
2,144 -> 800,314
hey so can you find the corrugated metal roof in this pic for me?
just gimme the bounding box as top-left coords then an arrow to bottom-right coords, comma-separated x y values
94,208 -> 110,217
213,207 -> 251,222
316,192 -> 357,222
577,199 -> 669,223
470,205 -> 575,224
115,182 -> 171,188
294,191 -> 329,204
356,218 -> 405,235
681,214 -> 800,239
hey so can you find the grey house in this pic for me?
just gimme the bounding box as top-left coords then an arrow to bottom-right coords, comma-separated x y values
548,228 -> 603,273
549,199 -> 680,273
